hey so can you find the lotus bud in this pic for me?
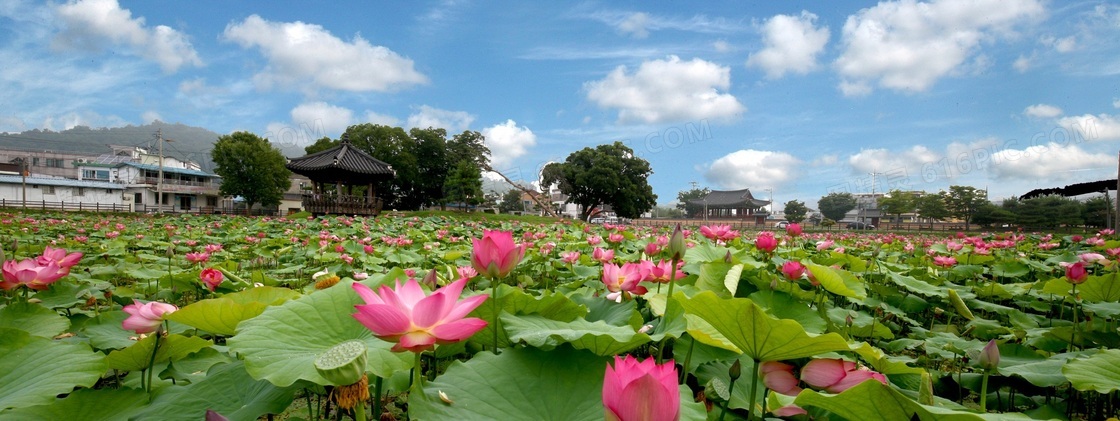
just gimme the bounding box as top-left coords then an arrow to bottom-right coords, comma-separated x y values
978,339 -> 1000,372
668,224 -> 686,260
724,250 -> 733,263
729,359 -> 742,381
314,340 -> 368,386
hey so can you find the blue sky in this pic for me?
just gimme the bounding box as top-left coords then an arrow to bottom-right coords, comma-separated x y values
2,0 -> 1120,209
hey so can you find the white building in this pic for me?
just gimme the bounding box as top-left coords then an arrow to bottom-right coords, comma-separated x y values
0,174 -> 126,210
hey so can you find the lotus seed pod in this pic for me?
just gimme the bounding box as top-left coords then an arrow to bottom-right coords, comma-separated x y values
314,340 -> 367,386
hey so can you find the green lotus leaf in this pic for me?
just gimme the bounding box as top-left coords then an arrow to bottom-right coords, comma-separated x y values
0,388 -> 146,421
0,328 -> 107,411
795,379 -> 1032,420
807,263 -> 867,300
165,286 -> 300,335
676,291 -> 849,361
1063,348 -> 1120,393
502,313 -> 651,356
105,333 -> 213,372
0,301 -> 69,338
467,285 -> 587,349
78,310 -> 136,350
227,279 -> 412,387
1079,273 -> 1120,302
886,272 -> 946,298
135,361 -> 297,421
411,346 -> 707,421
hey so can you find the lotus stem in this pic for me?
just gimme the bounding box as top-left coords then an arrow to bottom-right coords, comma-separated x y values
412,351 -> 424,397
372,375 -> 383,420
1071,284 -> 1079,351
491,277 -> 501,353
145,325 -> 163,398
354,399 -> 366,421
680,337 -> 695,385
979,371 -> 990,412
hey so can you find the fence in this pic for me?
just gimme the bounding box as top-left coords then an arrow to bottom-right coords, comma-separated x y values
0,199 -> 129,213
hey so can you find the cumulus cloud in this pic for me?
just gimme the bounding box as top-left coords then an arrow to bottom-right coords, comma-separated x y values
1041,35 -> 1077,53
364,111 -> 400,127
481,120 -> 536,169
747,11 -> 830,79
617,12 -> 650,38
703,149 -> 800,189
834,0 -> 1044,95
1057,114 -> 1120,141
52,0 -> 201,72
291,102 -> 354,135
222,15 -> 427,93
1013,54 -> 1033,73
407,105 -> 474,132
585,55 -> 745,124
1023,104 -> 1063,118
989,143 -> 1113,180
848,146 -> 942,181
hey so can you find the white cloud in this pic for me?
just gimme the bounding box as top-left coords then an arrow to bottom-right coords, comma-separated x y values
482,120 -> 536,169
848,146 -> 941,177
1023,104 -> 1063,118
363,111 -> 400,126
618,12 -> 650,38
1013,53 -> 1033,73
1114,98 -> 1120,108
407,105 -> 474,132
585,55 -> 745,124
989,143 -> 1113,180
703,149 -> 800,189
291,102 -> 353,135
1041,35 -> 1077,52
52,0 -> 201,72
222,15 -> 427,93
712,40 -> 731,53
1057,114 -> 1120,141
747,11 -> 830,79
834,0 -> 1044,95
141,110 -> 161,123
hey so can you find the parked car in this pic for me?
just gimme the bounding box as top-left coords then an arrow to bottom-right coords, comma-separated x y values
846,221 -> 875,230
775,221 -> 790,229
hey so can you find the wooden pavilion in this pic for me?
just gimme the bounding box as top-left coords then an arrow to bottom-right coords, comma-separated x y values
687,188 -> 771,224
285,134 -> 395,216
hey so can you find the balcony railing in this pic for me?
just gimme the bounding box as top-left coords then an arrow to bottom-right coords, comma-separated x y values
301,194 -> 383,216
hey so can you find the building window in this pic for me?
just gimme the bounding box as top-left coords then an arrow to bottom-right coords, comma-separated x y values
82,169 -> 110,180
45,158 -> 65,168
32,157 -> 39,166
75,187 -> 85,197
41,185 -> 55,194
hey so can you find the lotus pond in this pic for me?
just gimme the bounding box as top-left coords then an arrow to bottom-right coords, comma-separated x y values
1,211 -> 1118,420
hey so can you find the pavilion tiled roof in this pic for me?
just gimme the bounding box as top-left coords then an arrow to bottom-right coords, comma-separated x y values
687,188 -> 770,208
286,135 -> 395,183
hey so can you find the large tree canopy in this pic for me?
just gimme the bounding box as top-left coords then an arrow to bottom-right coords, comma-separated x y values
818,192 -> 857,222
945,185 -> 989,231
541,141 -> 656,220
211,131 -> 291,211
783,200 -> 808,223
676,187 -> 710,218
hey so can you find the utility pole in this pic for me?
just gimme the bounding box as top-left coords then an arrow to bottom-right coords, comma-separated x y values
155,129 -> 173,213
20,156 -> 28,209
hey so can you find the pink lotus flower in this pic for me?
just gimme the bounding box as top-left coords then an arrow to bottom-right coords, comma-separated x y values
38,246 -> 83,272
471,230 -> 526,279
602,262 -> 648,302
122,301 -> 178,334
593,247 -> 615,264
755,232 -> 778,253
786,223 -> 803,237
200,268 -> 224,291
1079,253 -> 1107,264
561,251 -> 581,264
644,242 -> 661,256
352,278 -> 488,353
588,235 -> 603,246
603,355 -> 679,421
933,256 -> 957,268
781,261 -> 807,281
760,361 -> 802,396
642,260 -> 684,284
185,252 -> 210,264
1,258 -> 67,291
816,240 -> 834,251
456,266 -> 478,282
700,224 -> 739,243
608,233 -> 625,243
1065,261 -> 1088,284
800,358 -> 887,393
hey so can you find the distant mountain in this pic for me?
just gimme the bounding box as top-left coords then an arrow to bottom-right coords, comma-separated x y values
0,121 -> 307,172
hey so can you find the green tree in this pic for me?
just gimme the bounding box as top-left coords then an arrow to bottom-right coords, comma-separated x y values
916,192 -> 950,229
443,160 -> 484,210
971,202 -> 1016,228
410,127 -> 450,209
877,190 -> 916,228
1014,195 -> 1083,228
783,200 -> 809,223
499,189 -> 524,213
211,131 -> 292,213
541,141 -> 657,220
945,185 -> 989,231
344,124 -> 419,210
447,130 -> 491,170
676,187 -> 710,218
818,192 -> 857,222
304,137 -> 337,155
1083,194 -> 1114,228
